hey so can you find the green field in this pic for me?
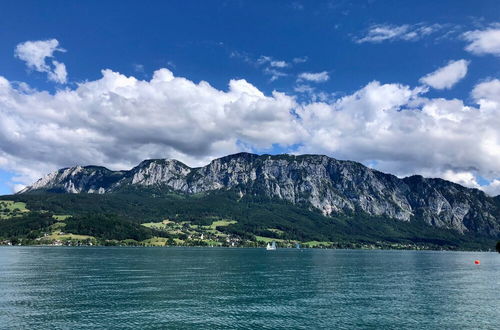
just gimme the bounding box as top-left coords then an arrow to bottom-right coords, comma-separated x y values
302,241 -> 332,248
208,220 -> 237,229
0,200 -> 29,219
142,220 -> 171,230
255,236 -> 286,243
50,222 -> 66,230
267,228 -> 285,235
52,214 -> 72,221
44,231 -> 95,241
141,236 -> 168,246
1,199 -> 70,223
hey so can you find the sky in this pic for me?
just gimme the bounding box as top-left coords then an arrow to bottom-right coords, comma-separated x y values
0,0 -> 500,195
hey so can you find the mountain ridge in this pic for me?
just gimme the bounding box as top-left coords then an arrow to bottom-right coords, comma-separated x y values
19,152 -> 500,237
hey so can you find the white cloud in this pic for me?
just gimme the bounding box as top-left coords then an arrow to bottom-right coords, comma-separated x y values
419,59 -> 469,90
294,84 -> 315,93
472,79 -> 500,110
11,184 -> 26,194
357,24 -> 410,43
263,67 -> 288,82
293,84 -> 331,102
482,179 -> 500,196
14,39 -> 62,71
257,55 -> 289,68
0,69 -> 303,186
356,23 -> 442,43
442,170 -> 500,196
298,71 -> 329,83
248,55 -> 290,81
463,27 -> 500,56
270,60 -> 288,68
1,64 -> 500,195
442,170 -> 481,189
14,39 -> 68,84
47,60 -> 67,84
295,80 -> 500,190
258,56 -> 289,68
231,52 -> 307,81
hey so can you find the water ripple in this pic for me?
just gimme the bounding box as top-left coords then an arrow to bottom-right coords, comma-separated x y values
0,247 -> 498,329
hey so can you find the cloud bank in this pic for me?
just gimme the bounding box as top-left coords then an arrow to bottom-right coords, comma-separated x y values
2,39 -> 500,196
1,69 -> 500,195
0,69 -> 303,188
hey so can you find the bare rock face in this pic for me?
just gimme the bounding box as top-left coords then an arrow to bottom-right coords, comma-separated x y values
20,152 -> 500,235
130,159 -> 191,191
19,166 -> 124,194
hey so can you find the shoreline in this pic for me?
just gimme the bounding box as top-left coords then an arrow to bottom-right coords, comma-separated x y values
0,244 -> 496,253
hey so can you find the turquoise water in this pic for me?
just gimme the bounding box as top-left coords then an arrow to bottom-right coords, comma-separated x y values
0,247 -> 498,329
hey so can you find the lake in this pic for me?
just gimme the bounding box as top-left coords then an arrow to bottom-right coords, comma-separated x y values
0,247 -> 498,329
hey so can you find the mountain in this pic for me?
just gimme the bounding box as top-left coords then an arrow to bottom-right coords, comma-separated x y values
18,152 -> 500,238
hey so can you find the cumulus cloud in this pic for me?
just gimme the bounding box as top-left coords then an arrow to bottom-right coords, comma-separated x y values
14,39 -> 68,83
442,170 -> 481,189
0,69 -> 303,186
48,60 -> 68,84
482,180 -> 500,196
356,23 -> 442,43
295,80 -> 500,193
441,170 -> 500,196
1,65 -> 500,195
463,26 -> 500,56
419,59 -> 469,90
472,79 -> 500,110
293,84 -> 331,102
297,71 -> 329,83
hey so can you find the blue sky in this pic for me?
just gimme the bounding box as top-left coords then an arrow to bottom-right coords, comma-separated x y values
1,0 -> 500,195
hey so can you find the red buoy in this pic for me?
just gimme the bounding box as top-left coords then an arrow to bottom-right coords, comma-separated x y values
474,260 -> 480,265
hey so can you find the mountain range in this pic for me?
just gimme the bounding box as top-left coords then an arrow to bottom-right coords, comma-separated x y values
2,153 -> 499,249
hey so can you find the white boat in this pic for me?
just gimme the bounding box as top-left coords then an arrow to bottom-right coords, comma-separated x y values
266,241 -> 277,250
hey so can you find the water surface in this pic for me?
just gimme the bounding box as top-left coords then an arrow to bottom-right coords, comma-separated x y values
0,247 -> 498,329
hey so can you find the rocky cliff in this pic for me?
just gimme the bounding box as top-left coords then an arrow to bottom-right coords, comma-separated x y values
20,153 -> 500,236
